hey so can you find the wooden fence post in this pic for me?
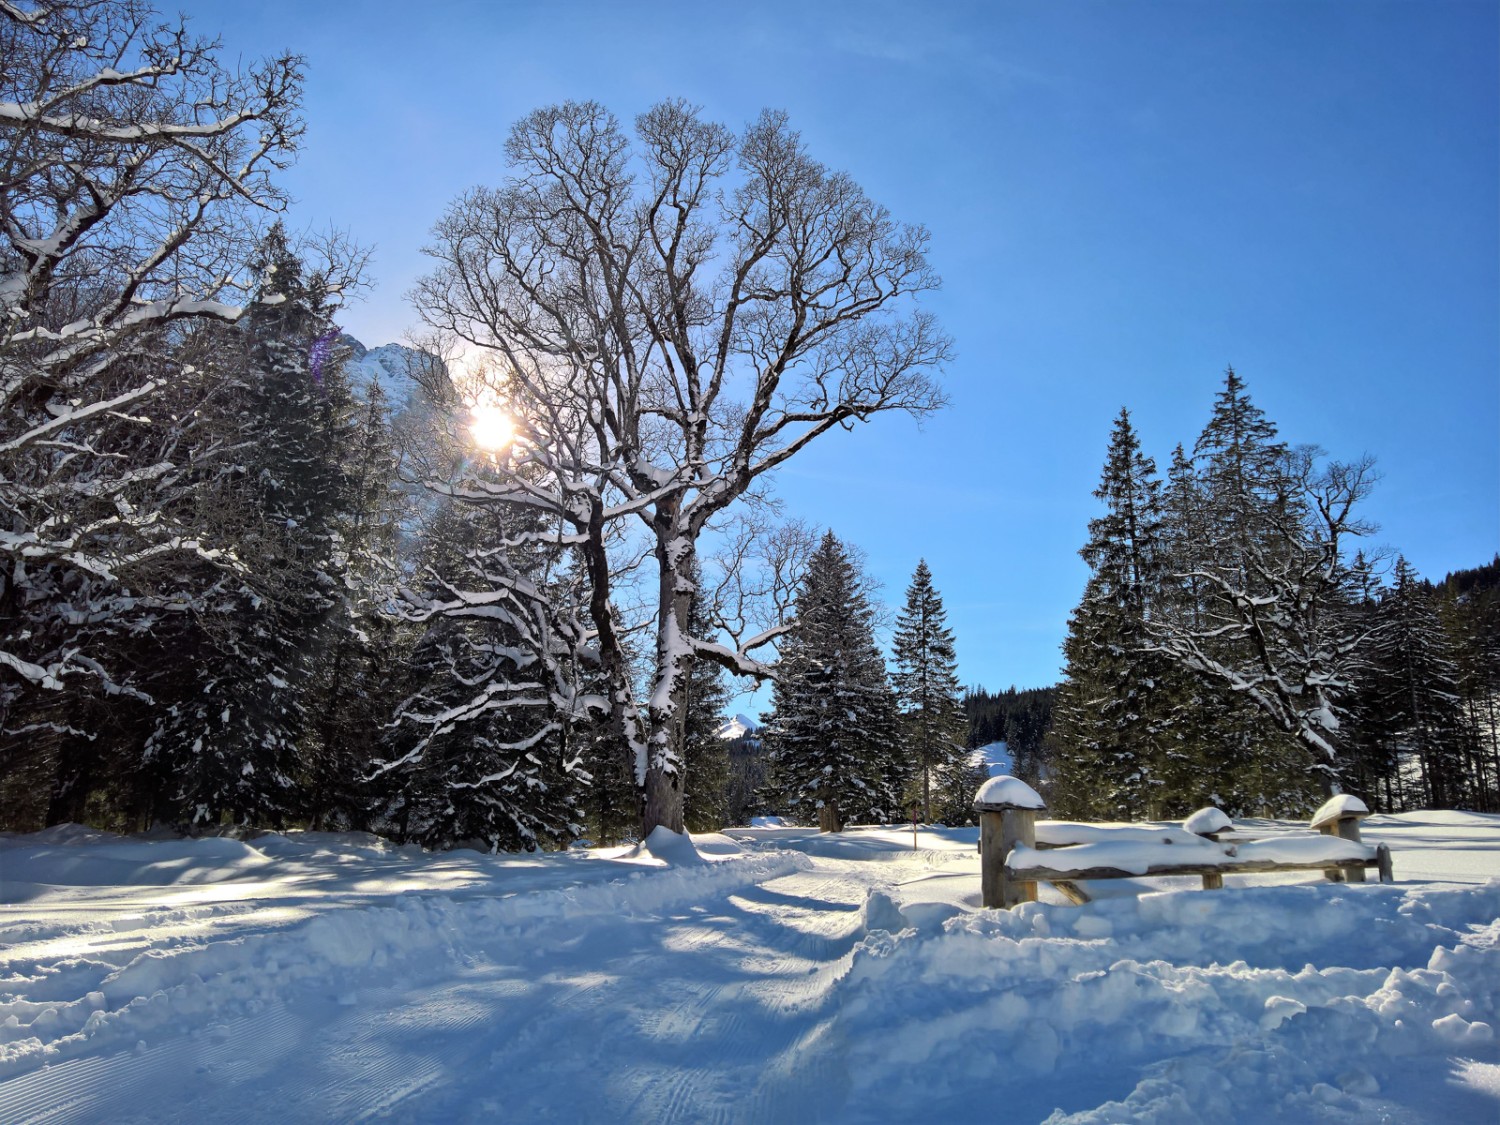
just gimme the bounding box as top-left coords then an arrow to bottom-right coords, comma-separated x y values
1310,795 -> 1372,884
974,776 -> 1046,909
1185,807 -> 1233,891
1376,843 -> 1393,884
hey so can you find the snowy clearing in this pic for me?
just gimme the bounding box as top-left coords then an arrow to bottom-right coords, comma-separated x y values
1,812 -> 1497,1123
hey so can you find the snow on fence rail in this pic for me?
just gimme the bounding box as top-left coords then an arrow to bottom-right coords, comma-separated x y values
974,781 -> 1393,909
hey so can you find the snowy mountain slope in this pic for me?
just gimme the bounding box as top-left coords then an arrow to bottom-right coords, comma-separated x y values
340,336 -> 433,411
716,713 -> 761,741
0,814 -> 1497,1123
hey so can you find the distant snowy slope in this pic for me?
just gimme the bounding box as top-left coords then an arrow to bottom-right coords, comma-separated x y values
338,336 -> 451,543
971,740 -> 1012,777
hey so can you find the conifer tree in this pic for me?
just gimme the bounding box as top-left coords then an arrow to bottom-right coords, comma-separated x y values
1051,409 -> 1187,818
1372,558 -> 1469,809
761,533 -> 899,832
303,382 -> 409,830
144,227 -> 355,828
1153,369 -> 1369,808
1440,563 -> 1500,811
891,560 -> 967,821
375,497 -> 586,852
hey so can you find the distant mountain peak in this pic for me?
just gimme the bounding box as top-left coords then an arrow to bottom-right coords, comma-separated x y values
717,713 -> 761,741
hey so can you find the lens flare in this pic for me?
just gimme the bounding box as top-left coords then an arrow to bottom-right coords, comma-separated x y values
470,404 -> 513,451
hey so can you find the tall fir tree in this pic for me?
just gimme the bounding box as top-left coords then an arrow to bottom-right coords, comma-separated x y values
891,560 -> 968,821
761,532 -> 900,832
1438,558 -> 1500,811
143,226 -> 356,828
1051,409 -> 1190,818
1372,557 -> 1470,809
375,492 -> 587,852
1158,371 -> 1330,813
303,381 -> 409,830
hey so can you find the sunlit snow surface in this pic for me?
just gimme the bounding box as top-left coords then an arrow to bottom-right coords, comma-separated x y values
0,813 -> 1497,1123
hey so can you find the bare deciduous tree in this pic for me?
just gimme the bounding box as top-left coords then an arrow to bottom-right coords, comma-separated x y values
412,100 -> 950,835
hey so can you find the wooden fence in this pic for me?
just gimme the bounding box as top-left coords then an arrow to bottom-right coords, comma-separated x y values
974,782 -> 1393,909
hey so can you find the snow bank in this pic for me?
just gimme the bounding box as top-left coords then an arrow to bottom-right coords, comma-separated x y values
838,880 -> 1500,1121
0,835 -> 271,900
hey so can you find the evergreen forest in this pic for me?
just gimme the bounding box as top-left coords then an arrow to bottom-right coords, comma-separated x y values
1045,374 -> 1500,820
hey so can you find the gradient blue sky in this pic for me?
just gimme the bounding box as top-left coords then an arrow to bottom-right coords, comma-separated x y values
196,0 -> 1498,694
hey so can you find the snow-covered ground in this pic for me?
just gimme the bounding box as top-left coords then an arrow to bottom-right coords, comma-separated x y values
1,812 -> 1496,1123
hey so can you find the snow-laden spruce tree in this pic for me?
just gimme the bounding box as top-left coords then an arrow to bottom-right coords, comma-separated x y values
0,0 -> 304,774
1050,409 -> 1191,819
302,380 -> 410,831
142,229 -> 360,828
373,494 -> 589,852
1370,557 -> 1469,809
761,532 -> 900,832
411,100 -> 949,837
891,560 -> 968,821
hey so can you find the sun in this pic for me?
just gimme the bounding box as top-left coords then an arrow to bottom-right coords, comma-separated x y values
469,403 -> 514,451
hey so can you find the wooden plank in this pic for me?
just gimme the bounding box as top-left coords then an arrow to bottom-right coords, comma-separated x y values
1201,872 -> 1224,890
1006,854 -> 1384,882
1050,879 -> 1091,905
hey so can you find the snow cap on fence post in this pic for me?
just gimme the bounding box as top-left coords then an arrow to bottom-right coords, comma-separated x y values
974,776 -> 1045,909
1309,794 -> 1369,831
973,775 -> 1045,812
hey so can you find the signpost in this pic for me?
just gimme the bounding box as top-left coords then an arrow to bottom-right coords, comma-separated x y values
910,804 -> 920,851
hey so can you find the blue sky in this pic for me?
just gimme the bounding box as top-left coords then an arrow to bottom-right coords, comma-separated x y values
196,0 -> 1498,694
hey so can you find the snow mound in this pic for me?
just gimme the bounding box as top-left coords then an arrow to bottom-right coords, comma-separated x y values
632,826 -> 706,866
0,830 -> 272,897
838,880 -> 1500,1120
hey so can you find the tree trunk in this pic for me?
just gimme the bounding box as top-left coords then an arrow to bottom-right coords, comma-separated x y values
641,521 -> 691,837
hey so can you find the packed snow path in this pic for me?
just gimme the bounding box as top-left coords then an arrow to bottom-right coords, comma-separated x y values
2,815 -> 1498,1123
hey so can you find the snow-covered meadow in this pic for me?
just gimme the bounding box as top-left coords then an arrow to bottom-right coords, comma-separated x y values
1,813 -> 1497,1123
